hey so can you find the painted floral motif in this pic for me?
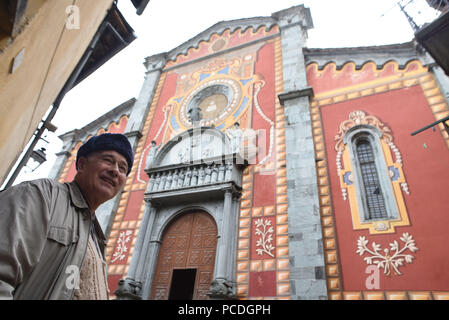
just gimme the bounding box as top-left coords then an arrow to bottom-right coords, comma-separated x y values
111,230 -> 133,263
356,233 -> 419,276
254,218 -> 275,258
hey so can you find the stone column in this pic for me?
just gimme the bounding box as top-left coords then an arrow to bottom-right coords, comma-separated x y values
140,240 -> 162,300
272,5 -> 313,92
115,201 -> 157,300
279,92 -> 328,301
215,189 -> 232,279
134,204 -> 158,283
208,188 -> 237,300
274,5 -> 328,300
124,53 -> 166,138
430,63 -> 449,103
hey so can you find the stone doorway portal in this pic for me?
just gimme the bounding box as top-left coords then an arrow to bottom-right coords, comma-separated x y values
150,211 -> 217,300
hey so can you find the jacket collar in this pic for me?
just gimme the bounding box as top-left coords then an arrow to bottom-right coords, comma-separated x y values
67,181 -> 107,252
67,180 -> 91,216
67,180 -> 106,241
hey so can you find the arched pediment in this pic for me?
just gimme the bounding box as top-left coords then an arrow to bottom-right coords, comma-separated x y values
153,127 -> 232,168
165,17 -> 277,63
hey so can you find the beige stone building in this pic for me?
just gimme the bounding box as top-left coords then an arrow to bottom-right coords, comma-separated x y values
0,0 -> 149,186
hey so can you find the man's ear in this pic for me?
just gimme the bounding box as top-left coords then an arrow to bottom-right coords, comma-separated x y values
77,156 -> 88,172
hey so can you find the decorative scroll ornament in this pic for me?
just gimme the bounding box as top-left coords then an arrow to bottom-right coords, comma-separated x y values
356,233 -> 418,276
335,110 -> 410,200
253,80 -> 274,165
197,57 -> 241,74
254,218 -> 275,257
334,110 -> 393,152
111,230 -> 133,263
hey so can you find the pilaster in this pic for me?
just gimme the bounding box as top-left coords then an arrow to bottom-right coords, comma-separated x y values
124,53 -> 167,147
276,5 -> 328,300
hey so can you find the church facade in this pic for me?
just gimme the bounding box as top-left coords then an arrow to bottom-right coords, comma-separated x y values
49,5 -> 449,300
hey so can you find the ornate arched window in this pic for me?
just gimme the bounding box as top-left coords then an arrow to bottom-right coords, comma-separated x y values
353,133 -> 390,221
335,111 -> 411,234
356,139 -> 388,220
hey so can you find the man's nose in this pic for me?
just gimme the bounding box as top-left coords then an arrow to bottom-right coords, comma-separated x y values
108,162 -> 120,176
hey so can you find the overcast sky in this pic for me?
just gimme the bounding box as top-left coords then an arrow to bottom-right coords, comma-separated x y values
10,0 -> 417,186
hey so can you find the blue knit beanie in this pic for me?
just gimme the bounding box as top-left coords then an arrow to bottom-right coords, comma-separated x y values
76,133 -> 134,175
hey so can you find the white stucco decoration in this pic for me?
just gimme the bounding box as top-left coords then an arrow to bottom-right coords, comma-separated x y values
153,127 -> 232,168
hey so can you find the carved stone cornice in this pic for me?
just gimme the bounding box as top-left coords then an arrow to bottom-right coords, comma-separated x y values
278,87 -> 314,105
125,130 -> 143,140
304,41 -> 419,70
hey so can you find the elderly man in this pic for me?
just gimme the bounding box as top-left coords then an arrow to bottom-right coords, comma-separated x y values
0,133 -> 133,300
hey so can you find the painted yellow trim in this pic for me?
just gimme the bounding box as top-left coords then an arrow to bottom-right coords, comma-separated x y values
314,69 -> 428,100
307,60 -> 428,101
418,73 -> 449,152
308,59 -> 423,77
339,139 -> 410,234
331,291 -> 449,300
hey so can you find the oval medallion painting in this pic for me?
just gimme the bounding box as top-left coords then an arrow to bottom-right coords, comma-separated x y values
179,78 -> 243,128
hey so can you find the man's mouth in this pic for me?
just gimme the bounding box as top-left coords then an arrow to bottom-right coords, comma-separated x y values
101,176 -> 116,187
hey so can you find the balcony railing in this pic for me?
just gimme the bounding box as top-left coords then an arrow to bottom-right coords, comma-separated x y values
146,161 -> 234,193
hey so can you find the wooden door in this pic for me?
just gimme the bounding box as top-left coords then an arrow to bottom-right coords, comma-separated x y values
150,211 -> 217,300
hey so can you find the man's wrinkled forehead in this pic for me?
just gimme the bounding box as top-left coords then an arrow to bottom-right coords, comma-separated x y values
88,150 -> 128,166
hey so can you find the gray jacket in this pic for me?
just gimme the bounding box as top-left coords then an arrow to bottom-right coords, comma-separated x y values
0,179 -> 106,299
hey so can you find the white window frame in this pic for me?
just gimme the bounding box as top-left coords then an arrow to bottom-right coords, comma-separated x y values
343,125 -> 399,223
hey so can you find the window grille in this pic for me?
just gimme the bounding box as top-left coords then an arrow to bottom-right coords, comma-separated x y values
356,140 -> 388,220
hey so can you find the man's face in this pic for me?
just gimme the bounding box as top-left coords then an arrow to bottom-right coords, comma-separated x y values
76,150 -> 128,208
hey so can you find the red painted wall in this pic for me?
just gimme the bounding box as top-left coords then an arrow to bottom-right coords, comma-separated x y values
133,72 -> 178,185
108,274 -> 122,296
249,42 -> 278,295
320,85 -> 449,290
111,33 -> 280,297
123,190 -> 145,221
252,173 -> 276,207
307,61 -> 421,95
253,42 -> 276,163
